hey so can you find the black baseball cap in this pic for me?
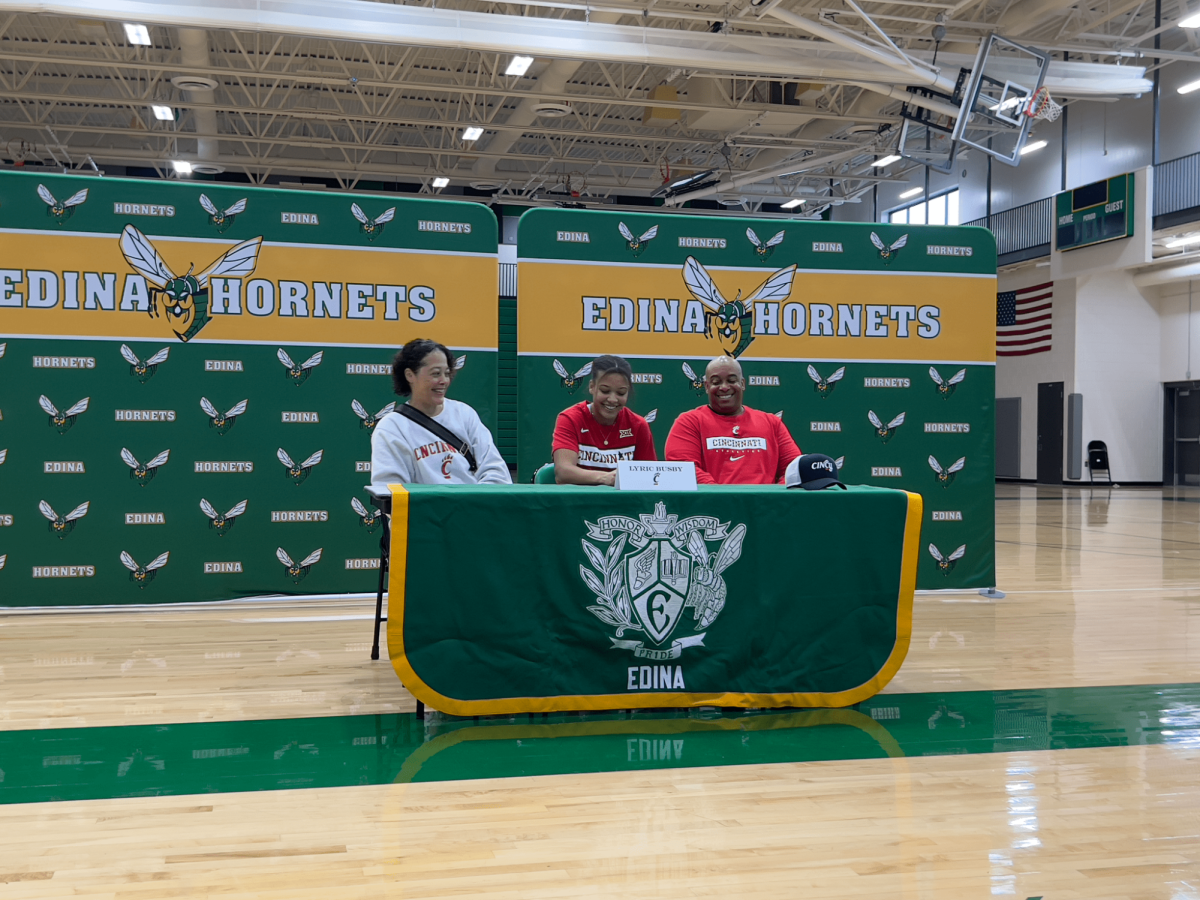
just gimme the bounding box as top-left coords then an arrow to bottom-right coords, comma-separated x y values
785,453 -> 847,490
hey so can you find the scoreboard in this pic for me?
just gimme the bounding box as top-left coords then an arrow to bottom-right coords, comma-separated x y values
1055,173 -> 1134,252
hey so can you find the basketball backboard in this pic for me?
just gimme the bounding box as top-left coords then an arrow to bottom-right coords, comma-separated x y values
951,33 -> 1050,166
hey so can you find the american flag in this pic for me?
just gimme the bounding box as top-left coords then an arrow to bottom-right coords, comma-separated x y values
997,282 -> 1053,356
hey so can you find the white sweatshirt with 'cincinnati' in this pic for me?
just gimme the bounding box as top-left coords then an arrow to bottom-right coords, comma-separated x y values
370,399 -> 511,488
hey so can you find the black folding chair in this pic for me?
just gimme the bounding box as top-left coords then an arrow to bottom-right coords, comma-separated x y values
1087,440 -> 1113,485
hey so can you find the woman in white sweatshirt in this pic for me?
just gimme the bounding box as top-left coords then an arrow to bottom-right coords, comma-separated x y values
370,338 -> 512,487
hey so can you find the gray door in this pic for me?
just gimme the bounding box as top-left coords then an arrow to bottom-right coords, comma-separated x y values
996,397 -> 1021,478
1036,382 -> 1064,484
1176,388 -> 1200,486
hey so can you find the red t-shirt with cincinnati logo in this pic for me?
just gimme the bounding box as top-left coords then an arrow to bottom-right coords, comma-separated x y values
665,404 -> 800,484
552,402 -> 657,471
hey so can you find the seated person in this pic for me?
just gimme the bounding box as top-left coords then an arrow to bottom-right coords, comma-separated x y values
371,338 -> 511,486
665,356 -> 800,484
552,355 -> 657,486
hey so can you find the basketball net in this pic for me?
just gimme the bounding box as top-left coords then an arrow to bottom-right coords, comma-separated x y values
1022,86 -> 1063,122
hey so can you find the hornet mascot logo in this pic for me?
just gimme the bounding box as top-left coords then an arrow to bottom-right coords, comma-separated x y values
746,227 -> 785,260
200,397 -> 248,435
199,194 -> 247,232
871,231 -> 908,264
38,500 -> 89,538
37,184 -> 88,223
619,222 -> 658,257
277,348 -> 323,385
277,448 -> 323,484
200,499 -> 248,535
807,364 -> 845,397
683,256 -> 797,359
121,448 -> 170,485
351,400 -> 396,430
554,359 -> 593,394
928,455 -> 966,487
351,202 -> 395,241
868,410 -> 905,442
120,550 -> 170,588
579,502 -> 748,660
351,497 -> 383,532
39,395 -> 89,434
119,344 -> 170,383
119,224 -> 263,342
930,366 -> 966,397
277,547 -> 322,583
929,543 -> 966,575
681,362 -> 705,394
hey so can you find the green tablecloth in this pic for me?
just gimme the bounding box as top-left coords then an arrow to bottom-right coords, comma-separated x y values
387,484 -> 921,714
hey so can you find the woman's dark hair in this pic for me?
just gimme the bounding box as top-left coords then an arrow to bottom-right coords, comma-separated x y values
391,339 -> 454,397
589,354 -> 633,386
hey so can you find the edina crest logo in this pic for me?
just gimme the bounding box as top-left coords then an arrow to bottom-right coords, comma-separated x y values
580,502 -> 747,661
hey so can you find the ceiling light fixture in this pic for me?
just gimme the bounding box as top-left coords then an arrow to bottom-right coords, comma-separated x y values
899,186 -> 923,199
1179,78 -> 1200,94
151,105 -> 174,121
1166,234 -> 1200,248
872,154 -> 901,167
461,126 -> 484,141
1179,11 -> 1200,26
432,176 -> 450,189
124,23 -> 151,45
172,160 -> 193,174
1020,140 -> 1048,155
780,198 -> 804,209
506,56 -> 534,77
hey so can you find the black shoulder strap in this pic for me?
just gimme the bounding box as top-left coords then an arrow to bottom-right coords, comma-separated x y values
397,403 -> 478,473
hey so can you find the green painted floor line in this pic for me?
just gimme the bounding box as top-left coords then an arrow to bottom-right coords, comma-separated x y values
2,682 -> 1198,805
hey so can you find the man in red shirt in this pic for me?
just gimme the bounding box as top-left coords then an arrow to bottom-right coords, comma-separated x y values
665,356 -> 800,484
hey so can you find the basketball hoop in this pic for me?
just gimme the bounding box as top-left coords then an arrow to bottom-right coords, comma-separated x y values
1023,86 -> 1062,122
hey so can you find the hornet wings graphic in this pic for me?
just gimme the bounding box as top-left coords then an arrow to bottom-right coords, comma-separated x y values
835,456 -> 845,470
554,359 -> 593,393
929,455 -> 966,487
39,500 -> 89,538
871,231 -> 908,263
39,395 -> 89,434
683,523 -> 747,628
0,555 -> 5,571
929,543 -> 966,575
200,498 -> 248,535
807,365 -> 846,397
199,194 -> 247,231
682,362 -> 705,393
746,227 -> 785,259
351,400 -> 396,430
868,410 -> 906,442
119,344 -> 170,383
351,203 -> 395,240
0,449 -> 6,465
0,342 -> 6,358
121,448 -> 170,485
454,355 -> 466,370
37,184 -> 88,222
644,409 -> 658,424
619,222 -> 658,256
119,224 -> 263,342
682,256 -> 797,358
277,448 -> 323,484
120,550 -> 170,587
277,348 -> 323,385
351,497 -> 383,531
200,397 -> 248,435
930,366 -> 967,397
277,547 -> 322,582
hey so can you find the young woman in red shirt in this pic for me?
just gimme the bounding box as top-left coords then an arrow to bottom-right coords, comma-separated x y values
551,355 -> 657,485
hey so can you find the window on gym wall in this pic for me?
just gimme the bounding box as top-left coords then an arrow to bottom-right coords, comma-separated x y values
887,188 -> 960,225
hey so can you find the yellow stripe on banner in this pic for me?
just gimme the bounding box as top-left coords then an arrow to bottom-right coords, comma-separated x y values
391,488 -> 923,715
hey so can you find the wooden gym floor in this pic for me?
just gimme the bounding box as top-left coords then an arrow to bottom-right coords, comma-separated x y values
0,483 -> 1198,898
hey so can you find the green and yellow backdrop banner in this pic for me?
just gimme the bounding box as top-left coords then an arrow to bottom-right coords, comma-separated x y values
516,207 -> 997,590
0,171 -> 497,606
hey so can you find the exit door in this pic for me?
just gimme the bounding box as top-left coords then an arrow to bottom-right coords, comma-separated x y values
1037,382 -> 1064,484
